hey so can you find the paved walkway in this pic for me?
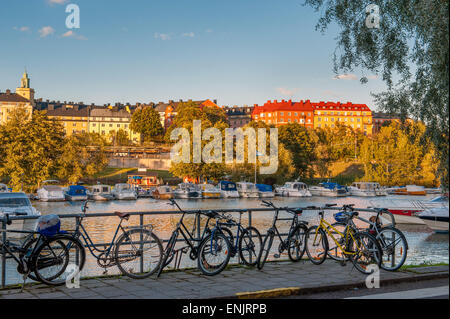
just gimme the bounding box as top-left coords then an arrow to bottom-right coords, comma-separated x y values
0,261 -> 448,299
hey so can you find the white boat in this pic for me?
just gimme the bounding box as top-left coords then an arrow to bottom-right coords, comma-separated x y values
218,181 -> 240,198
199,184 -> 221,199
348,182 -> 385,197
308,182 -> 347,197
0,184 -> 10,193
36,180 -> 65,202
111,183 -> 137,200
416,207 -> 449,233
152,185 -> 174,200
64,185 -> 88,201
236,182 -> 259,198
255,184 -> 275,198
173,183 -> 201,199
275,182 -> 312,197
88,184 -> 114,201
0,192 -> 41,239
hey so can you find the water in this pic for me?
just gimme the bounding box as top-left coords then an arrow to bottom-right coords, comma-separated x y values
2,195 -> 448,286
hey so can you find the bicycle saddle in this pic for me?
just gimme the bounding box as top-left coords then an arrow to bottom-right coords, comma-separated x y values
204,211 -> 219,218
114,212 -> 130,220
289,208 -> 303,215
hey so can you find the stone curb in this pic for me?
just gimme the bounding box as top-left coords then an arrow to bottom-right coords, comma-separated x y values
218,271 -> 449,299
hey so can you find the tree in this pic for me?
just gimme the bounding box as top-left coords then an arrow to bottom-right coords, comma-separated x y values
304,0 -> 449,188
278,123 -> 317,178
0,109 -> 65,192
108,129 -> 131,146
56,132 -> 109,184
359,121 -> 439,186
130,106 -> 164,144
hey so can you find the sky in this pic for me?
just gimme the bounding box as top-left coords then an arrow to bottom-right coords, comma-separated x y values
0,0 -> 386,109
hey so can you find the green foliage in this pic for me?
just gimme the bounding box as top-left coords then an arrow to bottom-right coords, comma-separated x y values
304,0 -> 449,188
130,106 -> 164,144
359,122 -> 439,186
0,109 -> 109,191
56,132 -> 109,185
0,109 -> 65,192
278,123 -> 316,178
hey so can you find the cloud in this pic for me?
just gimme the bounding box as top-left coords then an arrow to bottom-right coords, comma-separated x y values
61,30 -> 87,40
182,32 -> 195,38
154,33 -> 171,41
38,26 -> 55,38
47,0 -> 67,5
13,26 -> 30,32
333,74 -> 358,80
276,87 -> 300,96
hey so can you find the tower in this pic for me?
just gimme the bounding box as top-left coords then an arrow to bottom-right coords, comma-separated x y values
15,70 -> 35,104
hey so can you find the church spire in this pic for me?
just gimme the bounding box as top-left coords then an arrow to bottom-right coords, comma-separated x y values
21,69 -> 30,88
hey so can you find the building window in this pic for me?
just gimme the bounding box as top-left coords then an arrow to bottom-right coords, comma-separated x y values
280,112 -> 284,116
318,117 -> 321,122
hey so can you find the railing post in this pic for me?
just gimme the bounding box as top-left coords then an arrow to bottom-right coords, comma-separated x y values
1,218 -> 7,289
140,214 -> 144,274
75,216 -> 80,266
197,213 -> 201,241
248,210 -> 252,265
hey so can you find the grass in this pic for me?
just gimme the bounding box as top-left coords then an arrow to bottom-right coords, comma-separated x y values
400,262 -> 449,271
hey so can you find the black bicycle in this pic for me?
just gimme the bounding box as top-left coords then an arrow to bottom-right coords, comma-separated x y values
67,201 -> 163,279
256,201 -> 309,270
214,211 -> 262,267
157,199 -> 231,277
0,212 -> 85,286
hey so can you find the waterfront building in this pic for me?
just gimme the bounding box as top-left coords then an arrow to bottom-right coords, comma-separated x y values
225,105 -> 253,128
0,72 -> 34,125
372,112 -> 402,134
154,99 -> 219,130
251,99 -> 373,135
45,103 -> 90,136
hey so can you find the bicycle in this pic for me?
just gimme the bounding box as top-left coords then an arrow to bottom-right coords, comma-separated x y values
207,211 -> 262,267
256,200 -> 309,270
0,212 -> 85,287
328,205 -> 408,271
304,204 -> 382,275
67,201 -> 163,279
157,199 -> 231,277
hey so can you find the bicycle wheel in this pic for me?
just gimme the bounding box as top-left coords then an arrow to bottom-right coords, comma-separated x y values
287,224 -> 308,262
326,222 -> 350,262
238,226 -> 262,266
33,235 -> 85,286
376,226 -> 408,271
256,230 -> 274,270
115,228 -> 163,279
348,232 -> 382,275
197,232 -> 231,276
157,230 -> 178,277
305,226 -> 328,265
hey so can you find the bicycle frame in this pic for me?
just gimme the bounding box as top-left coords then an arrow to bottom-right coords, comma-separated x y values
316,217 -> 358,256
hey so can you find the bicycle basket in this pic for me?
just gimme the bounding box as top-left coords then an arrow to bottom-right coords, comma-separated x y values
37,214 -> 61,237
334,212 -> 349,223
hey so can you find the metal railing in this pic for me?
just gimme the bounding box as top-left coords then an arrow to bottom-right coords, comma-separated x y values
0,205 -> 394,288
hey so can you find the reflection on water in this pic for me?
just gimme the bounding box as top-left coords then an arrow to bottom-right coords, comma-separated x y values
1,195 -> 448,286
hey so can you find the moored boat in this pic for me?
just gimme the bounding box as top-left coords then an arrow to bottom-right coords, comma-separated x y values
111,183 -> 137,200
309,182 -> 348,197
88,184 -> 114,201
387,185 -> 427,196
36,180 -> 65,202
0,184 -> 11,193
64,185 -> 88,201
152,185 -> 174,200
255,184 -> 275,198
0,192 -> 41,239
416,207 -> 449,233
348,182 -> 384,197
173,183 -> 201,199
218,181 -> 240,198
199,184 -> 221,199
236,182 -> 259,198
275,182 -> 311,197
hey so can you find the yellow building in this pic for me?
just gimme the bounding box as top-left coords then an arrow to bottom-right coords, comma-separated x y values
45,103 -> 90,136
311,101 -> 373,136
0,72 -> 34,125
89,106 -> 140,143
